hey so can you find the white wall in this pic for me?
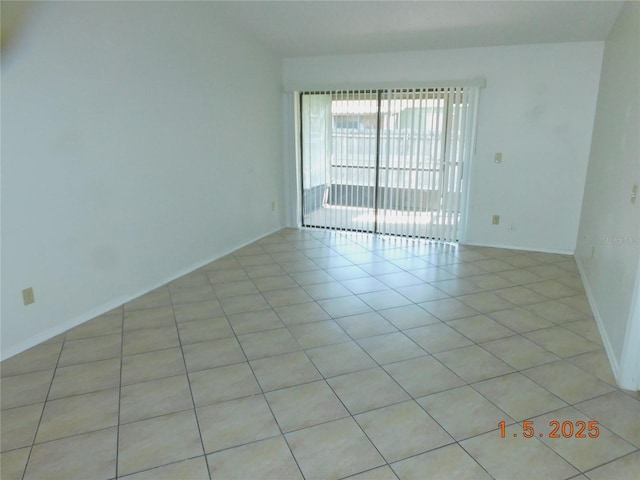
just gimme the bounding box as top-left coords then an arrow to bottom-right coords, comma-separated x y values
575,1 -> 640,389
284,42 -> 604,253
1,2 -> 285,359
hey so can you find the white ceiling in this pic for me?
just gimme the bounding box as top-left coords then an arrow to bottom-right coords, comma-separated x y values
215,0 -> 625,57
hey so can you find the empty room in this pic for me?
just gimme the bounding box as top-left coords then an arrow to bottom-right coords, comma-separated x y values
1,1 -> 639,479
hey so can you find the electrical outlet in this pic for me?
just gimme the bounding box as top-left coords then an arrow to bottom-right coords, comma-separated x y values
492,215 -> 500,225
22,287 -> 35,306
632,184 -> 638,205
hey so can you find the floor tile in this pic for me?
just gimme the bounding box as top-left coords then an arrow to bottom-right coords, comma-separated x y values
384,356 -> 465,397
492,286 -> 550,306
288,319 -> 351,349
123,306 -> 175,331
119,375 -> 192,424
318,295 -> 373,318
306,341 -> 377,377
391,443 -> 493,480
473,372 -> 568,421
64,313 -> 122,341
524,326 -> 601,358
189,362 -> 260,406
207,436 -> 303,479
266,380 -> 349,432
36,388 -> 119,443
169,285 -> 217,306
121,347 -> 185,385
345,465 -> 399,480
57,334 -> 121,367
335,311 -> 398,339
378,304 -> 440,329
531,406 -> 636,471
1,403 -> 43,451
442,263 -> 486,277
430,278 -> 485,296
176,316 -> 234,345
227,308 -> 285,335
250,351 -> 321,391
290,269 -> 335,286
523,361 -> 615,404
525,264 -> 570,280
355,400 -> 453,462
0,370 -> 54,410
0,343 -> 62,377
118,410 -> 202,476
467,273 -> 517,290
197,395 -> 280,454
182,337 -> 245,372
359,261 -> 404,276
274,301 -> 331,326
0,447 -> 30,480
460,423 -> 578,480
263,287 -> 314,307
562,319 -> 603,345
24,427 -> 117,480
481,335 -> 560,370
357,332 -> 426,365
2,228 -> 632,479
326,265 -> 370,281
488,307 -> 554,333
328,367 -> 410,414
213,279 -> 260,298
286,417 -> 385,480
359,289 -> 412,310
48,359 -> 120,400
237,327 -> 301,360
525,300 -> 587,324
340,277 -> 389,295
207,267 -> 248,284
305,281 -> 354,299
405,323 -> 474,354
418,385 -> 513,440
458,292 -> 515,314
527,279 -> 580,299
219,293 -> 272,315
120,457 -> 210,480
575,391 -> 640,447
501,254 -> 543,268
447,314 -> 515,343
419,297 -> 478,321
122,325 -> 180,356
559,295 -> 594,316
472,258 -> 514,273
585,451 -> 640,480
567,349 -> 616,385
496,268 -> 545,285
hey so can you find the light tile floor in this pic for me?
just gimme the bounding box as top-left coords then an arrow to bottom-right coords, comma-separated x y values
1,228 -> 639,480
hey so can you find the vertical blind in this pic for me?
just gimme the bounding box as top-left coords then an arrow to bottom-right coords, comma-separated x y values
300,86 -> 479,242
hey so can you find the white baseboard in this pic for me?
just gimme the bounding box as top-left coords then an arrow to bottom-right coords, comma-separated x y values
461,240 -> 574,256
574,255 -> 637,390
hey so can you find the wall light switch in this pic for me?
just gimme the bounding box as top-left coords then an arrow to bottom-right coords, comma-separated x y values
492,215 -> 500,225
22,287 -> 35,306
632,184 -> 638,205
494,152 -> 503,163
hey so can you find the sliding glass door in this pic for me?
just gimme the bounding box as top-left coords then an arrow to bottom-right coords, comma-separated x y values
300,87 -> 478,242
